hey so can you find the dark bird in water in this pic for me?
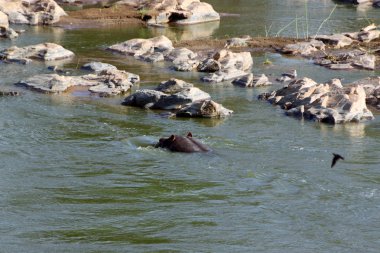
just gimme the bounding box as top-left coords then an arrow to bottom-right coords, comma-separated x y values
331,153 -> 344,168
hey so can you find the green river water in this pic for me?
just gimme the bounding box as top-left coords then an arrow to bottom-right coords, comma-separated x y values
0,0 -> 380,252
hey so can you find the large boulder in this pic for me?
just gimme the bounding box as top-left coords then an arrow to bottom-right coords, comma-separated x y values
201,49 -> 253,83
260,77 -> 374,124
15,69 -> 139,96
0,0 -> 67,25
107,35 -> 174,62
0,11 -> 19,39
122,78 -> 210,109
116,0 -> 220,25
0,43 -> 74,63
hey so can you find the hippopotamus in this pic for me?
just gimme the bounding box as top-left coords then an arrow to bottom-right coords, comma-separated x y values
155,132 -> 211,153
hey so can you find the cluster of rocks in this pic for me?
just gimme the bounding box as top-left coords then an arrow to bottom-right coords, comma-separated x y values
108,35 -> 253,83
123,78 -> 233,118
0,0 -> 66,25
115,0 -> 220,26
0,42 -> 75,64
15,61 -> 139,96
279,24 -> 380,70
259,77 -> 375,124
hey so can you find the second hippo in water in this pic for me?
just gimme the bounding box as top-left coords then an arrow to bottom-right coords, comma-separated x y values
155,132 -> 211,153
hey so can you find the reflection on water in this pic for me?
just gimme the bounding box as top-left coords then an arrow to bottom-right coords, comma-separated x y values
149,21 -> 220,41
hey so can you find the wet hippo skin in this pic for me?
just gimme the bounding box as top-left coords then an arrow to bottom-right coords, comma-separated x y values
155,132 -> 211,153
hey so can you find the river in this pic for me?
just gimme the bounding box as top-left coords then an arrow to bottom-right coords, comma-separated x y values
0,1 -> 379,252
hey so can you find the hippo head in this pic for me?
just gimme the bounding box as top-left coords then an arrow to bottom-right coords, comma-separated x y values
155,132 -> 210,153
155,134 -> 177,149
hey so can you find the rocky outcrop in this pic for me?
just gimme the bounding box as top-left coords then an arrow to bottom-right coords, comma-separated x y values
0,0 -> 67,25
0,43 -> 74,64
116,0 -> 220,25
279,25 -> 380,71
259,77 -> 374,124
176,99 -> 233,118
123,78 -> 210,109
108,36 -> 253,82
200,49 -> 253,83
107,35 -> 173,63
15,69 -> 139,96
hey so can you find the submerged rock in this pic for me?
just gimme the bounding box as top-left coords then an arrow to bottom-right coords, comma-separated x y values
81,61 -> 118,72
15,69 -> 139,96
0,90 -> 20,96
0,0 -> 67,25
0,43 -> 74,63
123,78 -> 210,109
176,99 -> 233,118
260,77 -> 374,124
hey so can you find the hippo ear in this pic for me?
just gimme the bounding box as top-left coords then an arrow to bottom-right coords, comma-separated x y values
168,135 -> 176,142
187,132 -> 193,138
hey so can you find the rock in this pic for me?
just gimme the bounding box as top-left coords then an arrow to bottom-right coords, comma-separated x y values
357,29 -> 380,42
123,78 -> 210,109
0,90 -> 20,96
350,77 -> 380,109
15,69 -> 138,96
174,1 -> 220,25
176,99 -> 233,118
156,78 -> 193,93
314,50 -> 376,70
201,49 -> 253,83
374,0 -> 380,7
0,26 -> 19,39
260,77 -> 374,124
107,35 -> 174,62
0,11 -> 9,28
81,62 -> 117,72
0,0 -> 67,25
280,40 -> 325,56
166,48 -> 199,71
314,34 -> 353,48
0,43 -> 74,63
232,73 -> 272,87
276,69 -> 297,82
197,58 -> 221,72
225,36 -> 251,48
128,0 -> 220,25
201,69 -> 248,83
